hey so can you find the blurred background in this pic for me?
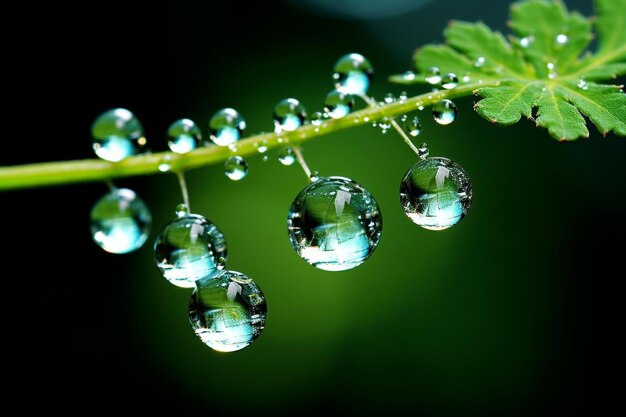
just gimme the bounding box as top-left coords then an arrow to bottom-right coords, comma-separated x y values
2,0 -> 617,415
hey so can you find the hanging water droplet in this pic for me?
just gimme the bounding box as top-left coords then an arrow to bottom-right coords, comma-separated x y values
432,100 -> 457,125
224,156 -> 248,181
189,270 -> 266,352
384,93 -> 395,104
403,115 -> 421,137
90,188 -> 151,254
474,56 -> 486,68
403,71 -> 416,81
425,67 -> 442,85
287,176 -> 382,271
154,213 -> 227,288
333,53 -> 373,95
441,73 -> 458,89
519,36 -> 534,48
418,142 -> 429,159
209,108 -> 246,146
167,118 -> 202,154
273,98 -> 306,133
278,147 -> 296,166
175,204 -> 189,218
324,90 -> 354,119
91,108 -> 146,162
158,154 -> 173,172
555,33 -> 568,45
577,78 -> 589,90
400,157 -> 472,230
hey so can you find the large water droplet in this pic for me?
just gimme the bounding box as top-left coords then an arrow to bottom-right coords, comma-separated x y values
432,100 -> 457,125
209,108 -> 246,146
90,188 -> 151,254
189,270 -> 266,352
333,53 -> 373,95
273,98 -> 306,133
168,118 -> 202,154
403,115 -> 421,137
425,67 -> 442,85
324,90 -> 354,119
287,176 -> 382,271
400,157 -> 472,230
225,156 -> 248,181
154,213 -> 227,288
441,73 -> 458,89
278,147 -> 296,166
91,108 -> 146,162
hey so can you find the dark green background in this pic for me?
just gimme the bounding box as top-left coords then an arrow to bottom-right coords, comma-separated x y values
2,0 -> 617,415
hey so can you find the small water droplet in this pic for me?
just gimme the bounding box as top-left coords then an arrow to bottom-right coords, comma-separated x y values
158,154 -> 173,172
333,53 -> 373,95
425,67 -> 442,85
519,36 -> 534,48
91,108 -> 146,162
154,213 -> 227,288
577,78 -> 588,90
441,73 -> 458,89
555,33 -> 568,45
324,90 -> 354,119
384,93 -> 395,104
262,155 -> 269,162
403,115 -> 421,137
273,98 -> 306,133
167,118 -> 202,154
418,142 -> 429,159
474,57 -> 486,68
209,108 -> 246,146
432,100 -> 457,125
257,140 -> 268,153
278,147 -> 296,166
399,91 -> 408,101
310,112 -> 325,128
189,271 -> 267,352
224,156 -> 248,181
90,188 -> 151,253
547,62 -> 557,79
175,204 -> 189,217
402,71 -> 416,81
462,75 -> 471,83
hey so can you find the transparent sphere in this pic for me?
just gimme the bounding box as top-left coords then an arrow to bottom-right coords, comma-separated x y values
432,100 -> 457,125
400,157 -> 472,230
277,147 -> 296,166
154,214 -> 227,288
90,188 -> 151,254
209,108 -> 246,146
287,176 -> 382,271
167,118 -> 202,154
333,53 -> 373,95
273,98 -> 306,133
91,108 -> 146,162
224,156 -> 248,181
189,270 -> 267,352
324,89 -> 354,119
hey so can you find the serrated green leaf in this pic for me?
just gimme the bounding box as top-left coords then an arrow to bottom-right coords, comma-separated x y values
391,0 -> 626,141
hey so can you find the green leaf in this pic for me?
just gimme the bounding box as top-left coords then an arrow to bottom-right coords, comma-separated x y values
391,0 -> 626,141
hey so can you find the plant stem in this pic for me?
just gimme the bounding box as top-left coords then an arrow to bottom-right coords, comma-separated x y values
0,82 -> 497,191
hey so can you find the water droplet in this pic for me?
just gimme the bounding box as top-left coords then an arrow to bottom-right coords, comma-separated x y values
402,71 -> 416,81
441,73 -> 459,89
167,118 -> 202,154
555,33 -> 568,45
278,147 -> 296,166
324,90 -> 354,119
310,112 -> 325,130
158,154 -> 173,172
175,204 -> 189,218
547,62 -> 557,79
257,141 -> 268,153
273,98 -> 306,133
224,156 -> 248,181
462,75 -> 471,83
333,53 -> 373,95
154,213 -> 227,288
90,188 -> 151,254
399,91 -> 408,101
209,108 -> 246,147
262,155 -> 269,162
432,100 -> 457,125
384,93 -> 395,104
425,67 -> 442,85
418,142 -> 429,159
287,176 -> 382,271
400,157 -> 472,230
189,270 -> 267,352
403,115 -> 421,137
474,56 -> 486,68
577,78 -> 589,90
91,108 -> 146,162
519,36 -> 534,48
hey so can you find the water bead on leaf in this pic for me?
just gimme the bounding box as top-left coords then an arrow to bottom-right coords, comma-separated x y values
278,147 -> 296,166
167,118 -> 202,154
432,100 -> 457,125
425,67 -> 442,85
90,188 -> 151,254
224,156 -> 248,181
324,90 -> 354,119
333,53 -> 373,95
273,98 -> 307,133
209,108 -> 246,146
400,157 -> 472,230
91,108 -> 146,162
154,213 -> 227,288
287,176 -> 382,271
189,270 -> 267,352
441,73 -> 458,89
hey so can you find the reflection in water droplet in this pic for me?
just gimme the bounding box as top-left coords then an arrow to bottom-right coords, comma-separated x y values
333,53 -> 373,95
400,157 -> 472,230
273,98 -> 307,133
441,73 -> 458,89
432,100 -> 457,125
91,108 -> 146,162
209,108 -> 246,146
425,67 -> 441,85
189,270 -> 266,352
324,90 -> 354,119
287,176 -> 382,271
278,147 -> 296,166
224,156 -> 248,181
167,118 -> 202,154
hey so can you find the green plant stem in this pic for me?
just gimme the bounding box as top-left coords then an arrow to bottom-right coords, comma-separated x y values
0,82 -> 497,191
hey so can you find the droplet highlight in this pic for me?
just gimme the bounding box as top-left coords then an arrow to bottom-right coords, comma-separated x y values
91,108 -> 146,162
